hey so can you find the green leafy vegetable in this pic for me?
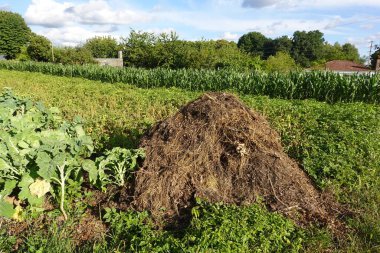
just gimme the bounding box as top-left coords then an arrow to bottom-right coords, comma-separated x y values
0,90 -> 95,219
96,147 -> 145,189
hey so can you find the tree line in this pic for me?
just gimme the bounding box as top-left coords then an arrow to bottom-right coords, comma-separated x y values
238,31 -> 363,67
1,10 -> 376,72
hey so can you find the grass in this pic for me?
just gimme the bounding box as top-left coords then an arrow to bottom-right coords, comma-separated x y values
0,69 -> 379,252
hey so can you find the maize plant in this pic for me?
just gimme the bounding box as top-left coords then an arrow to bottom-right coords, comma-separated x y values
0,60 -> 379,103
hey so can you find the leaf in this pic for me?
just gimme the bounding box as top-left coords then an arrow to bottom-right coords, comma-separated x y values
17,140 -> 29,149
82,159 -> 98,184
82,135 -> 94,152
75,125 -> 86,137
12,205 -> 23,221
18,174 -> 44,207
0,180 -> 17,198
29,179 -> 51,198
49,107 -> 60,114
0,141 -> 8,157
0,198 -> 15,218
27,194 -> 44,207
0,158 -> 11,169
18,173 -> 35,201
36,151 -> 57,180
52,152 -> 67,167
29,136 -> 41,149
40,130 -> 67,144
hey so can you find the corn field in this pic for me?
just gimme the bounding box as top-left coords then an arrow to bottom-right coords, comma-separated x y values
0,60 -> 379,103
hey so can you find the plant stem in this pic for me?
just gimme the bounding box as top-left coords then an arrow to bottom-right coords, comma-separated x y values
60,181 -> 67,220
117,161 -> 127,186
58,164 -> 68,220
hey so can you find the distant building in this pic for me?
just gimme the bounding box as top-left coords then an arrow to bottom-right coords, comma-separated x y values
0,55 -> 6,60
323,59 -> 380,75
95,51 -> 123,67
325,60 -> 371,75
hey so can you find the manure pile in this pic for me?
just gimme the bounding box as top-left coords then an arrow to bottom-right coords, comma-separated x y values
133,93 -> 341,228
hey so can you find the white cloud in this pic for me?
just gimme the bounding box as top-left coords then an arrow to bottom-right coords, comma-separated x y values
145,28 -> 177,35
25,0 -> 75,27
360,24 -> 374,30
307,0 -> 380,8
221,32 -> 239,40
347,33 -> 380,48
25,0 -> 152,28
92,25 -> 119,33
40,26 -> 111,46
210,0 -> 243,7
242,0 -> 278,8
24,0 -> 155,46
241,0 -> 380,8
72,0 -> 151,25
165,13 -> 348,37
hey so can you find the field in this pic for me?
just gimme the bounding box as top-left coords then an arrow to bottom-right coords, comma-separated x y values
0,69 -> 379,252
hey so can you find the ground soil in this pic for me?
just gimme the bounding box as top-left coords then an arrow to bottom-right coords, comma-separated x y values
71,211 -> 107,246
1,207 -> 107,251
133,92 -> 343,229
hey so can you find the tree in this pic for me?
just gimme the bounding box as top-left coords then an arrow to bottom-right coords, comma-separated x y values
120,30 -> 261,70
212,40 -> 261,70
320,42 -> 360,63
262,40 -> 275,59
152,31 -> 179,68
322,42 -> 344,62
121,30 -> 160,68
341,43 -> 360,62
264,52 -> 298,73
54,47 -> 95,65
291,30 -> 324,67
15,46 -> 30,61
259,36 -> 293,60
121,30 -> 179,68
0,11 -> 31,59
237,32 -> 269,58
272,36 -> 292,55
27,33 -> 52,62
83,36 -> 120,58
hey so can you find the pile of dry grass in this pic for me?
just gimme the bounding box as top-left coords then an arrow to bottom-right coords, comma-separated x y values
133,92 -> 342,229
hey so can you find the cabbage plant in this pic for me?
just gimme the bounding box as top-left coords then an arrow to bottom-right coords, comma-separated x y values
0,90 -> 97,220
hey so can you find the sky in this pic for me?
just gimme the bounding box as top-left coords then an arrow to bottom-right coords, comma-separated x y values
1,0 -> 379,58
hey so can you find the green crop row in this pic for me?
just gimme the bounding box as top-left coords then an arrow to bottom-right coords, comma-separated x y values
0,60 -> 379,103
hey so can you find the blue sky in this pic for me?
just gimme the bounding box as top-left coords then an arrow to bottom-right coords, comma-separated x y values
1,0 -> 379,58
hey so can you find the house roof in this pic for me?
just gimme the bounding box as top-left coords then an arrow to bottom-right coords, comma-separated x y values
325,60 -> 370,72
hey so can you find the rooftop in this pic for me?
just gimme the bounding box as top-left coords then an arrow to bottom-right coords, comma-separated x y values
325,60 -> 370,72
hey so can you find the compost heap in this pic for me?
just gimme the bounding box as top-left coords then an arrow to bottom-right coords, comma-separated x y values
133,92 -> 341,228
